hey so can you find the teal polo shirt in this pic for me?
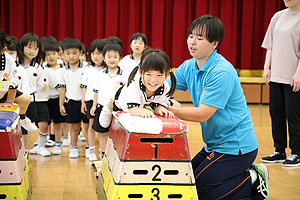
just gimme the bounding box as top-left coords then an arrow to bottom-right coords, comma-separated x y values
172,50 -> 258,155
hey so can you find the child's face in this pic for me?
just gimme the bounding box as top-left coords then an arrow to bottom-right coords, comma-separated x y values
6,50 -> 17,60
45,50 -> 59,66
91,49 -> 104,66
284,0 -> 300,8
130,37 -> 146,54
64,48 -> 81,65
79,53 -> 87,62
104,50 -> 120,69
24,41 -> 39,61
187,29 -> 218,62
141,70 -> 166,93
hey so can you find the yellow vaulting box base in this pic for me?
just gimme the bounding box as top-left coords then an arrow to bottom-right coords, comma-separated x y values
0,156 -> 31,200
96,156 -> 198,200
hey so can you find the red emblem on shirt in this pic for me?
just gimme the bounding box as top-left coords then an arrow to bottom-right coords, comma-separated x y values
33,73 -> 37,77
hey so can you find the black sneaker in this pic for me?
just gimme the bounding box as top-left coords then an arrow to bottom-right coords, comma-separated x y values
251,164 -> 269,200
260,152 -> 286,163
282,154 -> 300,167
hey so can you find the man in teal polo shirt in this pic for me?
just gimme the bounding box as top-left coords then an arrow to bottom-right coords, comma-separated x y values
169,15 -> 269,200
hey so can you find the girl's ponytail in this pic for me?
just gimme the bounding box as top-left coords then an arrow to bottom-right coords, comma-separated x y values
127,66 -> 139,87
167,70 -> 177,97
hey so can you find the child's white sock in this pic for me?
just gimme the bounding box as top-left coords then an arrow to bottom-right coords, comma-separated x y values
38,132 -> 48,147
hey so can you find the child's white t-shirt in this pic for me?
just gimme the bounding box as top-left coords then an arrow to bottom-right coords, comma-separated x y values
0,52 -> 19,99
93,67 -> 127,106
115,72 -> 171,112
44,65 -> 63,99
118,54 -> 139,79
22,62 -> 49,102
80,65 -> 104,101
16,64 -> 30,95
60,62 -> 88,101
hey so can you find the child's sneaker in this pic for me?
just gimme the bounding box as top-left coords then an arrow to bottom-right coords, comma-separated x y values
45,140 -> 55,147
78,132 -> 86,141
251,163 -> 269,200
20,117 -> 38,132
261,152 -> 286,163
282,154 -> 300,167
33,140 -> 38,146
29,146 -> 39,154
99,106 -> 112,128
37,147 -> 51,157
52,146 -> 62,155
89,153 -> 97,161
62,138 -> 70,147
69,148 -> 79,158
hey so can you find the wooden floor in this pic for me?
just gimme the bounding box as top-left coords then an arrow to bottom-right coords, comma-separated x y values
28,104 -> 300,200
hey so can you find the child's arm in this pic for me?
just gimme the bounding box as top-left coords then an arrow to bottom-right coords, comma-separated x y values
129,107 -> 156,118
59,87 -> 67,116
90,91 -> 98,116
0,89 -> 16,108
81,88 -> 87,114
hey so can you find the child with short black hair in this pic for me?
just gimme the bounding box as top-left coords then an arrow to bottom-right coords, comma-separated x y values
5,36 -> 20,60
42,36 -> 65,155
119,32 -> 148,77
59,38 -> 89,158
91,41 -> 127,159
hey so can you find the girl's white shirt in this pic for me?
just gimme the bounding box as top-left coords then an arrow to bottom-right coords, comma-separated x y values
21,62 -> 48,102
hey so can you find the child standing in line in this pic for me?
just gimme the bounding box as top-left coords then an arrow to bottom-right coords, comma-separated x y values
118,32 -> 148,78
59,38 -> 89,158
99,49 -> 176,131
17,33 -> 51,157
81,39 -> 107,161
42,37 -> 66,155
18,33 -> 51,156
91,42 -> 127,159
58,40 -> 70,146
0,30 -> 37,139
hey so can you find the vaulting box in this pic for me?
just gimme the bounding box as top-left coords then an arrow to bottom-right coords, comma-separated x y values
109,112 -> 190,161
105,137 -> 195,184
